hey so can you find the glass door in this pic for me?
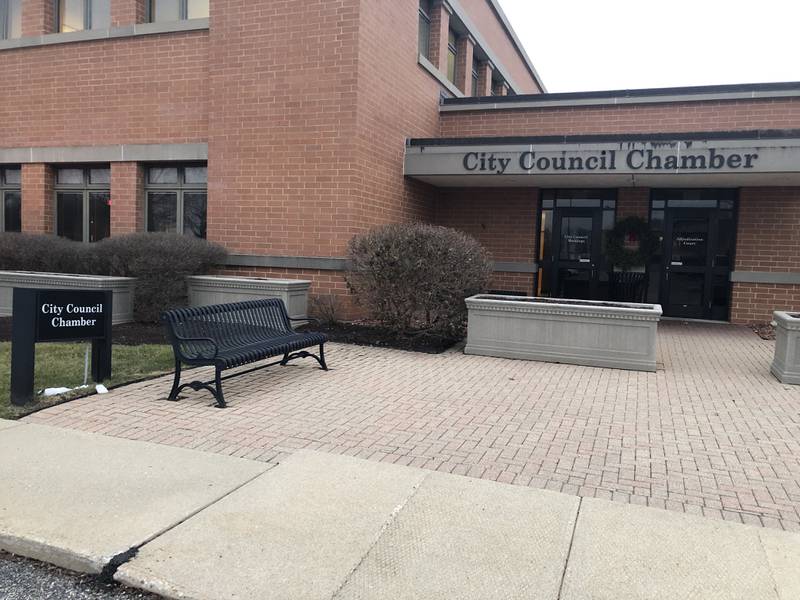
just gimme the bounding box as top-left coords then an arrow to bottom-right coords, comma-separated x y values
551,208 -> 603,300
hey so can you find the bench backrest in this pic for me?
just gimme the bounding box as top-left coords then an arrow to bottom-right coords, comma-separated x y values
161,299 -> 294,344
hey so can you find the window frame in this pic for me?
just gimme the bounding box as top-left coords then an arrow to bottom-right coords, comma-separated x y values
418,0 -> 431,60
447,29 -> 458,84
471,57 -> 480,97
147,0 -> 208,23
55,0 -> 111,32
54,166 -> 111,243
145,163 -> 208,238
0,166 -> 21,232
0,0 -> 21,40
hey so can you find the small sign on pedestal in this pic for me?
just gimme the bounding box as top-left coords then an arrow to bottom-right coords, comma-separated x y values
10,288 -> 113,406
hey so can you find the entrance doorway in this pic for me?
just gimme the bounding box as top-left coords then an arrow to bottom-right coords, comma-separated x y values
538,190 -> 615,300
651,190 -> 737,320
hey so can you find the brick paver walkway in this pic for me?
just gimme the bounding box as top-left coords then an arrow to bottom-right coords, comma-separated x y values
25,322 -> 800,532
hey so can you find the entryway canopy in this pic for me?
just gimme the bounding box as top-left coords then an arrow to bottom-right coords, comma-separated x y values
404,131 -> 800,187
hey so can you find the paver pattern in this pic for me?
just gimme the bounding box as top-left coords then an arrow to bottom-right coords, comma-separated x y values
25,322 -> 800,531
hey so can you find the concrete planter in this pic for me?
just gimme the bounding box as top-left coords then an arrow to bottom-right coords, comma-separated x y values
771,311 -> 800,384
0,271 -> 135,324
465,295 -> 662,372
187,275 -> 310,320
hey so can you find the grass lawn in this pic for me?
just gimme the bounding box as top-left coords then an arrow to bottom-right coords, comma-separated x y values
0,342 -> 174,420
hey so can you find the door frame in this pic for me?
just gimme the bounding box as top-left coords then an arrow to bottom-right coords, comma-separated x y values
650,189 -> 739,321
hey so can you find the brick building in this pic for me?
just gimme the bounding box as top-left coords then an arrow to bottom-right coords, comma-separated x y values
0,0 -> 797,323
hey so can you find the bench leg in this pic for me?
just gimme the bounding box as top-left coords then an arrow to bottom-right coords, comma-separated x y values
318,344 -> 328,371
167,359 -> 182,401
213,366 -> 227,409
280,352 -> 290,366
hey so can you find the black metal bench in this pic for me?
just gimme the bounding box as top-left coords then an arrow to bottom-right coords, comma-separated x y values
160,299 -> 328,408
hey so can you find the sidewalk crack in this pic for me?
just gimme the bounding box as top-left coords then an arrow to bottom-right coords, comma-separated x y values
557,497 -> 583,600
328,471 -> 430,600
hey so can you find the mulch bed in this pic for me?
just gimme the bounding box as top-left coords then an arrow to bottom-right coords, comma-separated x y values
0,318 -> 459,353
298,321 -> 460,354
751,321 -> 776,341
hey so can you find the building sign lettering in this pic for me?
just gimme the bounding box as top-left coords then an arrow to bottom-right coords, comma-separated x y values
462,149 -> 760,175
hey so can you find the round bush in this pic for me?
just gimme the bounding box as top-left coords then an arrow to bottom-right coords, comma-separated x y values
345,223 -> 491,338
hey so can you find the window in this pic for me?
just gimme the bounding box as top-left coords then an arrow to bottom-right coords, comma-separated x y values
0,0 -> 21,39
418,0 -> 431,59
57,0 -> 110,32
149,0 -> 208,22
0,167 -> 21,232
447,29 -> 457,83
471,58 -> 480,96
55,167 -> 110,243
146,164 -> 207,238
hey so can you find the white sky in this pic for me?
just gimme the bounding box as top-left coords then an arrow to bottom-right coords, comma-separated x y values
497,0 -> 800,93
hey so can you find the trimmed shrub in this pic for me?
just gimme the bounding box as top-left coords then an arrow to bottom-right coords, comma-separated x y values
0,233 -> 91,274
94,233 -> 227,322
0,232 -> 227,323
345,223 -> 491,338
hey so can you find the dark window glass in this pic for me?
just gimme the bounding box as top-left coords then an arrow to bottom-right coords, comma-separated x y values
186,0 -> 208,18
559,216 -> 593,261
55,167 -> 110,242
59,0 -> 85,32
89,167 -> 110,185
3,191 -> 21,232
670,218 -> 708,267
57,168 -> 84,185
447,30 -> 457,83
148,167 -> 179,184
184,166 -> 207,184
183,192 -> 207,238
151,0 -> 180,22
471,59 -> 479,96
146,165 -> 207,238
147,192 -> 178,233
88,191 -> 110,242
418,1 -> 431,59
4,167 -> 20,185
57,192 -> 84,242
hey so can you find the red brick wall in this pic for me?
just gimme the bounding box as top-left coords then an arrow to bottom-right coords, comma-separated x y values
440,98 -> 800,137
732,284 -> 800,325
20,164 -> 53,234
434,187 -> 538,293
617,188 -> 649,219
206,0 -> 362,259
731,188 -> 800,323
457,0 -> 540,93
110,162 -> 144,235
22,0 -> 55,36
0,32 -> 208,148
111,0 -> 147,27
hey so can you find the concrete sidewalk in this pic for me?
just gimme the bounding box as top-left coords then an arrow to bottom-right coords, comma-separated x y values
1,419 -> 799,600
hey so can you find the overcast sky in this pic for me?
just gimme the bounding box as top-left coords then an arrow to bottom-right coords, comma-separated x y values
497,0 -> 800,93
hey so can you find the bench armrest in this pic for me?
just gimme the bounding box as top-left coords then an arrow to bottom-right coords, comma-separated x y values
171,334 -> 219,361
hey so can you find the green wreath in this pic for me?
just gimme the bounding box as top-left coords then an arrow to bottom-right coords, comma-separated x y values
605,216 -> 659,271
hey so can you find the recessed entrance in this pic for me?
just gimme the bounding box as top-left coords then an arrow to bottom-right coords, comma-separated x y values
651,190 -> 737,320
537,188 -> 738,321
538,190 -> 615,301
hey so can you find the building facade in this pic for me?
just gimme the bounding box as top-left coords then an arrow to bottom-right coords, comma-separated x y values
0,0 -> 798,323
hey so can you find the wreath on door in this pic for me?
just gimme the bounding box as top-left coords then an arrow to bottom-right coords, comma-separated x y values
605,216 -> 660,272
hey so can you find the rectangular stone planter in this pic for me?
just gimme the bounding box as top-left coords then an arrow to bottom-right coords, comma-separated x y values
187,275 -> 310,320
771,311 -> 800,384
0,271 -> 135,325
465,295 -> 662,372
